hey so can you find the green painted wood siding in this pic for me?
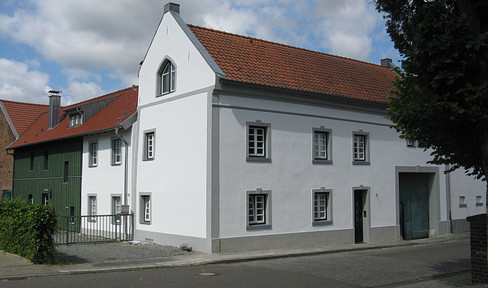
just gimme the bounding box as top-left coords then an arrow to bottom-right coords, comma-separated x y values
12,138 -> 82,218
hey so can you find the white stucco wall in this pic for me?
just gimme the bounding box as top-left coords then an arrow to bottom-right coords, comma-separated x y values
135,91 -> 209,238
135,10 -> 216,244
138,11 -> 215,107
217,94 -> 485,239
81,129 -> 133,216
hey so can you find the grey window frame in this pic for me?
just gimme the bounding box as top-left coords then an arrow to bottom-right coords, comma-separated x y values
143,130 -> 156,161
139,193 -> 152,224
112,138 -> 122,166
88,194 -> 97,222
352,131 -> 370,165
42,193 -> 49,206
157,59 -> 176,96
312,188 -> 333,226
312,127 -> 333,164
111,194 -> 122,224
246,188 -> 272,231
89,141 -> 98,167
246,121 -> 271,162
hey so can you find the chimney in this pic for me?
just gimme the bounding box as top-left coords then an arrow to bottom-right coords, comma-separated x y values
381,58 -> 398,70
48,90 -> 61,129
164,2 -> 180,14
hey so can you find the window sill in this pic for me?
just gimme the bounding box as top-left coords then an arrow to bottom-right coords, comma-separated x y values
142,158 -> 155,162
246,157 -> 271,163
312,220 -> 333,226
353,161 -> 370,166
88,165 -> 97,168
246,224 -> 272,231
156,91 -> 175,98
313,159 -> 333,165
459,204 -> 467,208
111,163 -> 122,166
476,203 -> 484,207
139,221 -> 151,225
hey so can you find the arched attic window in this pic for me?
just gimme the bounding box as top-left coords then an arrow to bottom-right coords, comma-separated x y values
157,60 -> 175,95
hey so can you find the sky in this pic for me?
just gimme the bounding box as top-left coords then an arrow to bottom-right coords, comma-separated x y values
0,0 -> 401,105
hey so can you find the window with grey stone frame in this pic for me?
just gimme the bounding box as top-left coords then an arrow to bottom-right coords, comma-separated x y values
352,131 -> 370,165
89,141 -> 98,167
143,130 -> 156,161
111,194 -> 122,224
246,188 -> 272,231
246,121 -> 271,162
87,194 -> 97,222
139,193 -> 151,224
312,188 -> 333,226
157,59 -> 176,96
112,138 -> 122,166
312,127 -> 333,164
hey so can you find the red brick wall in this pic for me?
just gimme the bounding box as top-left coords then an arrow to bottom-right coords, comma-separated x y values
0,110 -> 14,196
467,213 -> 488,283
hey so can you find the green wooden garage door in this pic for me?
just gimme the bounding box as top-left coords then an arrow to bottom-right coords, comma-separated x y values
399,173 -> 430,240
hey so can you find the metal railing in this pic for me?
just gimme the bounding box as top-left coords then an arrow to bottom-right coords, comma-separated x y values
55,214 -> 134,245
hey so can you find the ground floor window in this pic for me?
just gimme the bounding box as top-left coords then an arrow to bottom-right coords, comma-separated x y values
88,195 -> 97,222
312,188 -> 333,226
140,193 -> 151,224
112,196 -> 122,224
42,193 -> 49,206
246,189 -> 271,230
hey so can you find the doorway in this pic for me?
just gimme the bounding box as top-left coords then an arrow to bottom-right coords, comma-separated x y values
354,189 -> 369,243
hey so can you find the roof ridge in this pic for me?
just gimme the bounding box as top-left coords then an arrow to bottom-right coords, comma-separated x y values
0,99 -> 49,107
63,85 -> 138,108
187,24 -> 388,69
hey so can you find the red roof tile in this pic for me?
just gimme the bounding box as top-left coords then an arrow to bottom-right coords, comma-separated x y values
0,100 -> 49,137
188,25 -> 397,103
8,86 -> 138,149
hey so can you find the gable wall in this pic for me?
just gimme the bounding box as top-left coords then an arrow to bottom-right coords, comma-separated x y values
0,110 -> 15,195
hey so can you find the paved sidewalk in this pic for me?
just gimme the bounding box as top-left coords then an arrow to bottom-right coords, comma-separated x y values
0,233 -> 486,287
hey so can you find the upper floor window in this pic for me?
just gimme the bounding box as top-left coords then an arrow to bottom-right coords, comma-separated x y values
246,121 -> 271,162
69,113 -> 83,127
353,131 -> 370,165
158,60 -> 175,95
312,127 -> 332,164
143,131 -> 155,161
112,139 -> 122,165
89,141 -> 98,167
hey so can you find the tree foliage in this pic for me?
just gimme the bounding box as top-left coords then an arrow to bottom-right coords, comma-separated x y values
375,0 -> 488,180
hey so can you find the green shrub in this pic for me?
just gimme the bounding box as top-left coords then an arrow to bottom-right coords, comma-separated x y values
0,198 -> 57,264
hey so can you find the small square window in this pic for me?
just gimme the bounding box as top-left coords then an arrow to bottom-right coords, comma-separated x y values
112,139 -> 122,165
143,131 -> 155,161
353,132 -> 370,165
89,142 -> 98,167
246,189 -> 272,230
312,188 -> 333,226
313,128 -> 332,164
246,122 -> 271,162
406,139 -> 416,147
459,196 -> 467,208
140,194 -> 151,224
476,196 -> 483,207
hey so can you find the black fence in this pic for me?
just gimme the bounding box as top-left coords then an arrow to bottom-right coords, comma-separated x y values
55,214 -> 134,245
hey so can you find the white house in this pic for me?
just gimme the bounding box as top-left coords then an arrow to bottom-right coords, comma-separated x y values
131,3 -> 485,253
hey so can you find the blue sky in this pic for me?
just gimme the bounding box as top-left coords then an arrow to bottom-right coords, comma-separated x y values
0,0 -> 401,105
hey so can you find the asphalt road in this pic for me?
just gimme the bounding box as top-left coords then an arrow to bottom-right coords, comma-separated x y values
0,239 -> 478,288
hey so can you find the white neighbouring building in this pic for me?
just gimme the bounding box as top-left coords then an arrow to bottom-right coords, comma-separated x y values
128,2 -> 485,253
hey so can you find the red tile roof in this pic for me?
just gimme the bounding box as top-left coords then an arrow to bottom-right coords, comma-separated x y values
8,86 -> 138,149
188,25 -> 397,104
0,100 -> 49,137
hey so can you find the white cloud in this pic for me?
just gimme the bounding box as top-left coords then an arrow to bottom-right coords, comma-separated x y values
0,58 -> 51,104
63,81 -> 105,105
